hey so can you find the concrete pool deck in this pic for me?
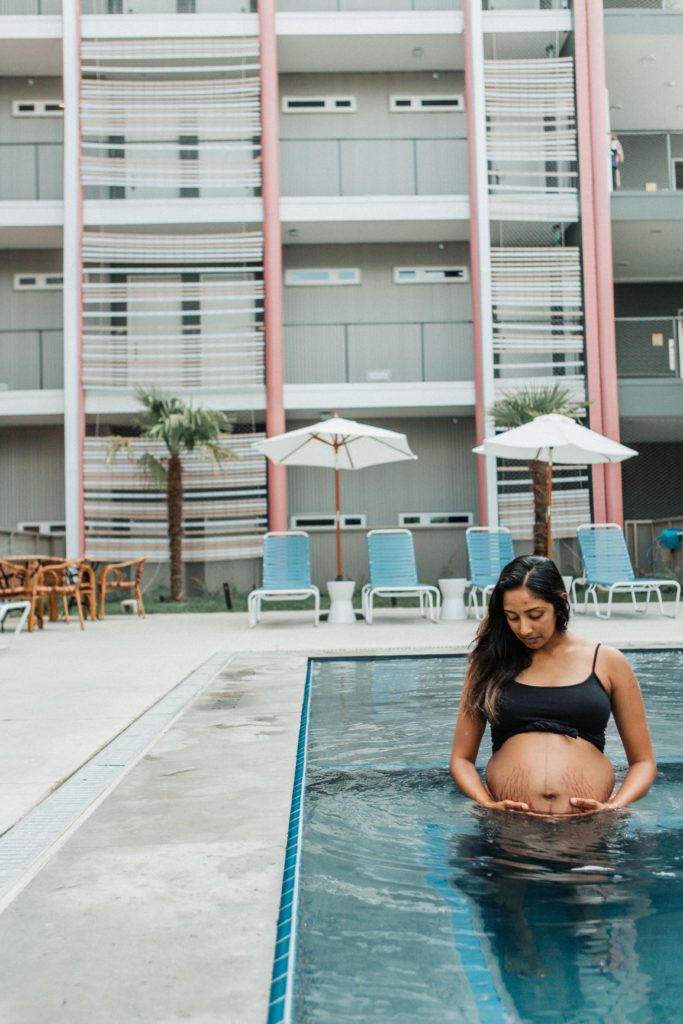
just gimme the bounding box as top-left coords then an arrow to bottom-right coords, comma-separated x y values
0,606 -> 680,1023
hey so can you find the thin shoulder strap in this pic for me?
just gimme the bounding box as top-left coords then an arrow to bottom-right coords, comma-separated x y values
592,643 -> 601,674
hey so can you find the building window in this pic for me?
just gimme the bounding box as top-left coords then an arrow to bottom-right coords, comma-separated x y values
12,100 -> 64,117
281,96 -> 357,113
392,266 -> 469,284
389,95 -> 464,113
284,268 -> 361,286
13,273 -> 64,291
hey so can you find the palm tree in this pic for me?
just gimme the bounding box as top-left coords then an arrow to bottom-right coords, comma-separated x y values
107,388 -> 236,602
488,384 -> 586,556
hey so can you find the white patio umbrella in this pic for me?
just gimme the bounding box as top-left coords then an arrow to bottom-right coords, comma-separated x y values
253,414 -> 417,579
473,413 -> 638,558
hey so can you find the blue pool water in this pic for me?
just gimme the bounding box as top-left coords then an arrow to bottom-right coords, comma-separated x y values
274,651 -> 683,1024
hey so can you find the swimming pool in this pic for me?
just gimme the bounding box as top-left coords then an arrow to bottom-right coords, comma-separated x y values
269,650 -> 683,1024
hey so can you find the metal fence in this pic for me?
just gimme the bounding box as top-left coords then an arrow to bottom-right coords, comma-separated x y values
615,317 -> 682,378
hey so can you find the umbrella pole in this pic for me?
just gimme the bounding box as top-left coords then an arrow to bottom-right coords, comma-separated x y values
334,451 -> 343,579
547,448 -> 553,559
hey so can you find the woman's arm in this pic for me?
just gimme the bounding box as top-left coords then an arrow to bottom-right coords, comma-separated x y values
450,677 -> 529,812
570,646 -> 656,813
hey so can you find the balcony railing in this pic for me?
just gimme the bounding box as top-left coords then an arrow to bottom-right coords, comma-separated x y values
0,0 -> 60,11
615,317 -> 682,378
284,320 -> 474,385
281,137 -> 468,198
604,1 -> 681,9
81,1 -> 256,11
613,132 -> 683,193
0,329 -> 64,391
483,1 -> 571,9
0,144 -> 63,201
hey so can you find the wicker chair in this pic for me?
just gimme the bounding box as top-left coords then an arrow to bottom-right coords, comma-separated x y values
97,557 -> 147,619
0,559 -> 33,603
30,560 -> 88,630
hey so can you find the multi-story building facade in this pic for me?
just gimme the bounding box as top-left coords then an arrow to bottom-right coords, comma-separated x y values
0,0 -> 681,593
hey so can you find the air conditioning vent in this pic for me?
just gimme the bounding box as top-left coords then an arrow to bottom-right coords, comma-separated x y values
393,266 -> 469,285
390,95 -> 464,113
12,99 -> 64,118
17,521 -> 66,536
13,273 -> 64,291
398,512 -> 473,528
282,96 -> 357,114
290,513 -> 367,531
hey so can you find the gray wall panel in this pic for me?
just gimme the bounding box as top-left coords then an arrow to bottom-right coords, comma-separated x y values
0,147 -> 36,200
423,322 -> 474,380
280,139 -> 340,195
347,323 -> 422,382
416,138 -> 469,194
341,139 -> 415,194
36,143 -> 64,199
284,324 -> 346,383
0,79 -> 63,144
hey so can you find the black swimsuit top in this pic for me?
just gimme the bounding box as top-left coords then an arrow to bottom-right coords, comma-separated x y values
490,645 -> 611,754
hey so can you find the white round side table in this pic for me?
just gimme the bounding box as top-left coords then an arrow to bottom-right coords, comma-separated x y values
326,580 -> 357,624
438,578 -> 468,621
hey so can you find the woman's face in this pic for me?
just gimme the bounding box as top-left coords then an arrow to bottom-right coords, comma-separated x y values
501,586 -> 559,649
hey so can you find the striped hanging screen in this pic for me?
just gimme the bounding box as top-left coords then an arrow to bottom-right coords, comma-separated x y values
80,37 -> 261,198
485,57 -> 578,221
490,246 -> 585,387
84,434 -> 267,562
81,231 -> 264,389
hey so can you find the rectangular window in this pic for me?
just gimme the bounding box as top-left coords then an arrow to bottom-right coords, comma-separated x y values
285,268 -> 361,287
281,96 -> 357,114
392,266 -> 469,284
389,95 -> 464,113
398,512 -> 473,527
290,513 -> 367,531
17,521 -> 67,536
674,159 -> 683,191
13,273 -> 64,291
12,99 -> 64,117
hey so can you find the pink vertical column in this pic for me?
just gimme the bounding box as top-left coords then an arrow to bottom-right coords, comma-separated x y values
573,0 -> 607,525
586,0 -> 624,526
258,0 -> 288,531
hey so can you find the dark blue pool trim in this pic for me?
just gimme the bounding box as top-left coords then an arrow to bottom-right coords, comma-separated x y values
267,660 -> 312,1024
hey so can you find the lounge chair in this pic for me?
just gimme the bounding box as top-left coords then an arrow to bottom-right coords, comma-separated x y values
0,600 -> 31,647
248,531 -> 320,627
575,523 -> 680,619
465,526 -> 515,620
362,528 -> 440,624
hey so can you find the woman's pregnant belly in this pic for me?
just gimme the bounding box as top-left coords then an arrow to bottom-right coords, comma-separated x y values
485,732 -> 615,816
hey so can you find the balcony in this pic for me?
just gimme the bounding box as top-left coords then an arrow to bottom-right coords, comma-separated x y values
616,316 -> 682,378
0,1 -> 60,10
614,132 -> 683,194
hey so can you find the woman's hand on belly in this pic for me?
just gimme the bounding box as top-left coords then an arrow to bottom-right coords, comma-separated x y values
485,733 -> 615,817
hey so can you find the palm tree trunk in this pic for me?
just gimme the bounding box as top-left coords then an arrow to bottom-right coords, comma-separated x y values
167,452 -> 184,601
529,459 -> 548,557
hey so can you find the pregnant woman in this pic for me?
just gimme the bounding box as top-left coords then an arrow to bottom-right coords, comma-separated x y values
450,555 -> 656,817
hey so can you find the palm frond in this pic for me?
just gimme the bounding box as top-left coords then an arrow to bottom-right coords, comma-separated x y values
490,384 -> 588,429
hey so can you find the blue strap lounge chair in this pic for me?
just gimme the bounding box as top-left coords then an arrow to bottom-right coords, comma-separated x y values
575,523 -> 680,619
248,531 -> 320,628
362,529 -> 440,624
465,526 -> 515,620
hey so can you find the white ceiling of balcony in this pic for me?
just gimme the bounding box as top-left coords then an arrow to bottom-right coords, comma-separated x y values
611,219 -> 683,282
605,32 -> 683,133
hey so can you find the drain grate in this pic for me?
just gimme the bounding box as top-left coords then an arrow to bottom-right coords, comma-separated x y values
0,651 -> 230,909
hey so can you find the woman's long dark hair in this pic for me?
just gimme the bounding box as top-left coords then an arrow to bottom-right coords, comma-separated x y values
464,555 -> 570,723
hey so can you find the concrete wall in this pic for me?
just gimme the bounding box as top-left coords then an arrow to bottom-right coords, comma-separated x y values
0,250 -> 64,389
279,72 -> 468,196
283,242 -> 473,384
0,425 -> 66,531
0,78 -> 63,200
